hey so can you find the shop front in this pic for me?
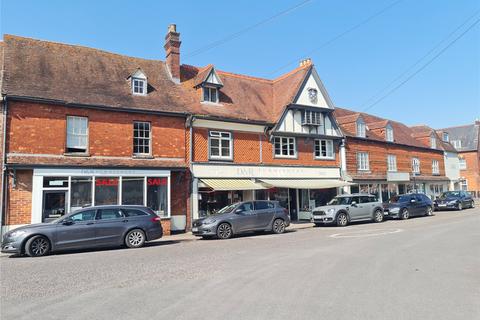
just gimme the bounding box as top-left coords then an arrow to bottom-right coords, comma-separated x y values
192,164 -> 350,221
31,168 -> 171,224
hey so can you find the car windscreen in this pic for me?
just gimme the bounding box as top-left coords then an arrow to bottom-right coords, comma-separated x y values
214,203 -> 237,215
439,191 -> 460,199
328,197 -> 352,205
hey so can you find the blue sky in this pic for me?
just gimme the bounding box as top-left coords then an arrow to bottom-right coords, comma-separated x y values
1,0 -> 479,128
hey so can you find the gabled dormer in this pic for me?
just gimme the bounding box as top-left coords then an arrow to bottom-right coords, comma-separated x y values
356,116 -> 366,138
128,69 -> 148,96
385,123 -> 394,142
194,65 -> 223,104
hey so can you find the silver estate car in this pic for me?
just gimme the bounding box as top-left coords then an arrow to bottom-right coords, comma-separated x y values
192,200 -> 290,239
1,205 -> 163,257
312,194 -> 384,227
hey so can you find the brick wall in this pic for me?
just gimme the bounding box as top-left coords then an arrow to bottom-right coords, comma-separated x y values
192,128 -> 340,167
7,101 -> 186,159
459,150 -> 480,194
6,169 -> 32,225
345,137 -> 445,177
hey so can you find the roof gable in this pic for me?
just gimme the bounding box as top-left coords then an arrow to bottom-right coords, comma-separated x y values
292,67 -> 334,109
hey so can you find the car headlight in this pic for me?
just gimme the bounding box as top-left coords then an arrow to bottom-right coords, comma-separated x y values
326,208 -> 335,215
390,207 -> 400,213
9,230 -> 27,238
203,219 -> 216,225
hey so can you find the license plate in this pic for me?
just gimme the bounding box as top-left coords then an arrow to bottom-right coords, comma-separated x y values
192,227 -> 198,232
439,204 -> 447,207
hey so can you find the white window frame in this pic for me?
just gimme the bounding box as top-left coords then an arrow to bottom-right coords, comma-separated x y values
459,158 -> 467,170
430,135 -> 437,149
432,160 -> 440,175
357,152 -> 369,171
209,131 -> 233,160
460,179 -> 468,191
133,121 -> 151,156
387,154 -> 397,172
452,140 -> 462,149
385,125 -> 394,142
442,132 -> 449,142
303,111 -> 323,126
314,139 -> 334,159
202,86 -> 219,103
274,137 -> 297,158
132,78 -> 147,95
66,116 -> 88,154
356,118 -> 366,138
412,157 -> 420,174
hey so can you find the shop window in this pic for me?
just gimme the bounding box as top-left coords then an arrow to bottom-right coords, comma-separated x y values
314,139 -> 334,159
70,177 -> 92,210
357,152 -> 369,171
147,177 -> 168,217
66,116 -> 88,153
209,131 -> 232,160
133,121 -> 151,155
95,177 -> 119,206
255,189 -> 268,200
350,185 -> 359,194
43,176 -> 68,188
274,137 -> 296,158
122,177 -> 144,205
43,191 -> 67,222
299,189 -> 311,212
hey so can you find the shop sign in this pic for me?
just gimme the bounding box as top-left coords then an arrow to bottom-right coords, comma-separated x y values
147,178 -> 167,186
95,178 -> 119,186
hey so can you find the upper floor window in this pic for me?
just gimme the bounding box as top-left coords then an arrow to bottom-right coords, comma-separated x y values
387,154 -> 397,172
303,111 -> 323,126
133,121 -> 151,155
209,131 -> 232,160
314,139 -> 334,159
451,140 -> 462,149
460,179 -> 468,191
442,132 -> 449,142
66,116 -> 88,153
385,125 -> 394,142
132,78 -> 146,95
412,157 -> 420,174
459,158 -> 467,170
357,152 -> 369,171
203,86 -> 219,103
274,137 -> 296,158
430,135 -> 437,149
432,160 -> 440,175
356,118 -> 366,138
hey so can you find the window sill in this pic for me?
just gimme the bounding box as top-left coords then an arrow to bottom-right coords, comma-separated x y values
274,155 -> 297,159
64,152 -> 90,157
209,157 -> 233,162
133,155 -> 154,159
315,156 -> 335,161
201,101 -> 222,106
357,169 -> 371,173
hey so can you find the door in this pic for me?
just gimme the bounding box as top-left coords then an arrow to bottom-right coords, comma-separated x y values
289,189 -> 297,221
55,210 -> 97,250
43,191 -> 67,222
254,201 -> 276,228
348,196 -> 364,220
95,208 -> 127,246
232,202 -> 257,232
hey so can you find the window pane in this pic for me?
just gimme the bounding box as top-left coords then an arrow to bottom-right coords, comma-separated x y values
123,208 -> 148,217
211,88 -> 217,102
71,177 -> 92,211
211,146 -> 220,156
147,177 -> 168,217
97,209 -> 123,220
210,139 -> 219,147
43,176 -> 68,188
95,177 -> 119,205
66,116 -> 88,152
122,177 -> 144,205
203,88 -> 210,101
70,210 -> 96,222
221,147 -> 230,157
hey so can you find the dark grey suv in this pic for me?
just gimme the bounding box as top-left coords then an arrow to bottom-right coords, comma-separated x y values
1,205 -> 163,257
192,200 -> 290,239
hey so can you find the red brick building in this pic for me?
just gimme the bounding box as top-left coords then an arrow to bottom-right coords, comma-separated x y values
334,108 -> 451,201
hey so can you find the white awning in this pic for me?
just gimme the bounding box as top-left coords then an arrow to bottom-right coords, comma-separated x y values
260,179 -> 355,189
200,179 -> 268,191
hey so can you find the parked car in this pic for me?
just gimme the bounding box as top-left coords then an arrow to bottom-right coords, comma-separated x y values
434,191 -> 475,211
1,205 -> 163,257
384,193 -> 433,219
192,200 -> 290,239
311,194 -> 384,227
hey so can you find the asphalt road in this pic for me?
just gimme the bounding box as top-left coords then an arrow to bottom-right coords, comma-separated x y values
1,208 -> 479,320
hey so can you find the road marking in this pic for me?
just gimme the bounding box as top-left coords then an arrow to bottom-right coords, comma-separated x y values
329,228 -> 403,238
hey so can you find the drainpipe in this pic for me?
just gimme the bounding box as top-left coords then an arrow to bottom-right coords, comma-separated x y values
187,115 -> 196,227
339,138 -> 349,194
0,96 -> 7,237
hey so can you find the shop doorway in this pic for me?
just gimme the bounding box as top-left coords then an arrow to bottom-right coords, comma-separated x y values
289,188 -> 297,221
43,190 -> 67,222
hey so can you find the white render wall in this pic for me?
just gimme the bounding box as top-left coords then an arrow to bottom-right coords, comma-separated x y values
444,151 -> 460,188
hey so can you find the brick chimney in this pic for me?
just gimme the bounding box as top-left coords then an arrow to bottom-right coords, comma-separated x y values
164,24 -> 181,82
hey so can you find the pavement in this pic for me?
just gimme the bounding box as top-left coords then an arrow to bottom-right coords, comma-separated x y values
1,209 -> 479,320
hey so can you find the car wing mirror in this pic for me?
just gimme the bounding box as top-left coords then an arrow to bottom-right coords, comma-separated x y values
62,219 -> 74,225
351,201 -> 357,207
234,208 -> 244,214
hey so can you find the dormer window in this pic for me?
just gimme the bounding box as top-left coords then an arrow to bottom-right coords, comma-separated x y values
385,124 -> 394,142
442,132 -> 449,142
356,118 -> 366,138
132,78 -> 146,95
430,135 -> 437,149
203,86 -> 218,103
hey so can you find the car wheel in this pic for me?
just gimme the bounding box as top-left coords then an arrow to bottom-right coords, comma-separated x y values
373,209 -> 384,223
125,229 -> 146,248
457,202 -> 463,211
272,219 -> 286,234
400,208 -> 409,220
471,201 -> 475,209
336,212 -> 348,227
216,223 -> 233,239
426,206 -> 433,216
25,235 -> 51,257
314,223 -> 322,227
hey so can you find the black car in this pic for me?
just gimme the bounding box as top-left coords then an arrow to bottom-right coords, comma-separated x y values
434,191 -> 475,211
384,193 -> 434,220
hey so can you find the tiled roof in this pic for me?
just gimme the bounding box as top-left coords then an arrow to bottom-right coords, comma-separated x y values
410,125 -> 457,152
438,123 -> 480,152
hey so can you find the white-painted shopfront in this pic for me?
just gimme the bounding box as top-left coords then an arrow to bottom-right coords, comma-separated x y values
191,164 -> 350,221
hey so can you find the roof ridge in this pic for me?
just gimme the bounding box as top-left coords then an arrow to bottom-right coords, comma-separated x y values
216,70 -> 273,84
273,64 -> 310,83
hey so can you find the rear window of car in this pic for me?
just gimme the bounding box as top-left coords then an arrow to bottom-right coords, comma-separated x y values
123,209 -> 149,217
97,209 -> 124,220
254,201 -> 274,210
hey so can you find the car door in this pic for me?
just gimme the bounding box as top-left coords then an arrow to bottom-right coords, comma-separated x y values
412,195 -> 425,216
348,196 -> 363,220
254,201 -> 276,229
358,196 -> 374,219
461,192 -> 470,207
232,202 -> 257,233
55,209 -> 97,250
95,208 -> 127,246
